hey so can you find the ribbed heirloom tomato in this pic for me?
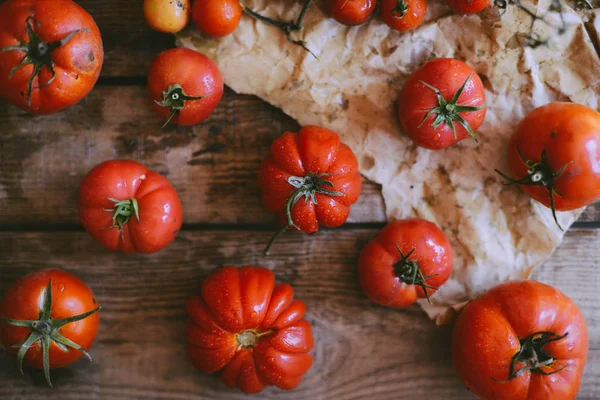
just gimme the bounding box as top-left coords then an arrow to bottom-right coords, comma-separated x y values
0,0 -> 103,114
258,125 -> 362,255
398,58 -> 486,150
79,160 -> 183,254
496,102 -> 600,230
452,280 -> 588,400
186,266 -> 314,394
147,48 -> 224,128
359,219 -> 454,308
0,269 -> 100,387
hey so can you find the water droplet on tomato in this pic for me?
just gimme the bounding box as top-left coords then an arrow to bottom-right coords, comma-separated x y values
59,284 -> 65,292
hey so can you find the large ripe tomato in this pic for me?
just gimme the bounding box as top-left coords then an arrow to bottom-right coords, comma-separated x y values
398,58 -> 487,150
328,0 -> 376,26
380,0 -> 427,32
186,266 -> 314,394
147,48 -> 224,128
79,160 -> 183,254
445,0 -> 491,14
358,219 -> 453,308
258,125 -> 362,255
192,0 -> 243,37
0,269 -> 100,387
144,0 -> 191,33
452,280 -> 588,400
497,102 -> 600,230
0,0 -> 103,114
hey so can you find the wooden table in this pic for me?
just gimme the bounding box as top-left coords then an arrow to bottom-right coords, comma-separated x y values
0,1 -> 598,398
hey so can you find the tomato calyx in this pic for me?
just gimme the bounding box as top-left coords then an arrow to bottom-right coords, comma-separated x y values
393,245 -> 438,303
235,329 -> 273,350
155,84 -> 203,128
0,279 -> 100,387
0,17 -> 83,107
493,331 -> 569,383
418,74 -> 485,141
242,0 -> 317,58
391,0 -> 409,18
103,197 -> 141,240
264,173 -> 344,256
495,146 -> 573,231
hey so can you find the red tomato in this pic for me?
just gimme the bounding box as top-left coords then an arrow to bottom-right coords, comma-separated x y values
446,0 -> 491,14
0,269 -> 100,387
398,58 -> 487,150
144,0 -> 191,33
0,0 -> 103,114
147,48 -> 224,128
328,0 -> 376,26
186,266 -> 314,394
358,219 -> 453,308
380,0 -> 427,32
497,102 -> 600,230
192,0 -> 242,37
258,125 -> 362,255
79,160 -> 183,254
452,280 -> 588,400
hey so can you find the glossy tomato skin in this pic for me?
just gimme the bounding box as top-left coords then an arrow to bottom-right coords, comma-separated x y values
446,0 -> 491,14
358,219 -> 453,308
79,160 -> 183,254
0,0 -> 103,114
258,125 -> 362,234
398,58 -> 486,150
144,0 -> 191,33
507,102 -> 600,211
192,0 -> 242,37
381,0 -> 427,32
452,280 -> 588,400
148,48 -> 223,126
0,269 -> 100,369
186,266 -> 314,394
328,0 -> 376,26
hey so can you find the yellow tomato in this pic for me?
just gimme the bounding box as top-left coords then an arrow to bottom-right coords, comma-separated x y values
144,0 -> 191,33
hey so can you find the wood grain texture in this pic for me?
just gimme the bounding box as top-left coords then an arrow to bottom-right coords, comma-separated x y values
0,228 -> 598,399
1,86 -> 597,227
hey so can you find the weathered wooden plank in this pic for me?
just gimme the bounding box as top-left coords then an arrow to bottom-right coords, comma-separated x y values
0,228 -> 598,399
2,86 -> 599,226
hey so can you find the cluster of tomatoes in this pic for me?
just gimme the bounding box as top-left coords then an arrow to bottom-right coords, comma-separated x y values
1,0 -> 599,398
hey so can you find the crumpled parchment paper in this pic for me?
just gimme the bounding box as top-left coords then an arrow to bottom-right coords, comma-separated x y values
176,2 -> 600,324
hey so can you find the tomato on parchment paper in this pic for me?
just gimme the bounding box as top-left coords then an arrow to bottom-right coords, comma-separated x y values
144,0 -> 191,33
0,0 -> 103,114
0,269 -> 100,387
186,266 -> 314,394
147,48 -> 224,128
192,0 -> 243,37
359,219 -> 454,308
258,125 -> 362,255
380,0 -> 427,32
496,102 -> 600,230
79,160 -> 183,254
328,0 -> 376,26
398,58 -> 486,150
452,280 -> 588,400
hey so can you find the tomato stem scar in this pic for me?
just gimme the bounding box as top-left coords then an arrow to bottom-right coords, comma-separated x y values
393,244 -> 438,303
155,84 -> 203,128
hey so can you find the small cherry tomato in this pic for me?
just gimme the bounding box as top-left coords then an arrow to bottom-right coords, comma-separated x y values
258,125 -> 362,255
186,266 -> 314,394
328,0 -> 376,26
79,160 -> 183,254
358,219 -> 454,308
147,48 -> 224,127
144,0 -> 191,33
452,280 -> 588,400
192,0 -> 243,37
381,0 -> 427,32
445,0 -> 491,14
0,0 -> 104,114
496,102 -> 600,230
0,269 -> 100,387
398,58 -> 487,150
